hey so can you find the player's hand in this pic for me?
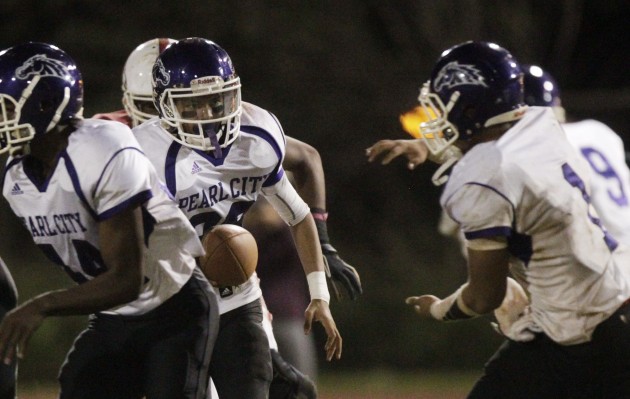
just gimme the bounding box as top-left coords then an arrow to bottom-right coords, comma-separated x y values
491,278 -> 536,341
312,211 -> 362,301
322,243 -> 362,301
304,299 -> 342,361
0,301 -> 45,365
493,278 -> 530,334
365,139 -> 429,170
405,295 -> 440,319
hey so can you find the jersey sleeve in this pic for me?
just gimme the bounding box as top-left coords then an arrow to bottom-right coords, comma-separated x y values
261,172 -> 310,226
93,148 -> 154,220
262,111 -> 286,188
445,182 -> 515,240
241,103 -> 287,189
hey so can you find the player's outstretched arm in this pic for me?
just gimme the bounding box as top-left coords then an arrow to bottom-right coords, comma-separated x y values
365,139 -> 429,170
285,136 -> 362,301
406,246 -> 510,322
0,206 -> 144,365
289,213 -> 342,361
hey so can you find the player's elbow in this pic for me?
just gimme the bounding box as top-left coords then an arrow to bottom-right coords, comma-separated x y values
301,142 -> 321,162
292,142 -> 322,171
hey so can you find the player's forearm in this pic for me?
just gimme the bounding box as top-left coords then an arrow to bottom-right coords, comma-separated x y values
30,268 -> 142,317
290,214 -> 325,275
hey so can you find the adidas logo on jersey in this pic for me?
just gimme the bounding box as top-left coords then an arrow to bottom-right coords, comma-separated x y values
10,183 -> 23,195
219,286 -> 233,298
191,161 -> 202,174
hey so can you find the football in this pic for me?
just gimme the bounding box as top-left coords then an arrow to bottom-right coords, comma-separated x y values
199,224 -> 258,286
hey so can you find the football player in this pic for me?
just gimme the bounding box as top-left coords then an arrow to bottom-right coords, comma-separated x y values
369,64 -> 630,341
0,42 -> 219,399
108,38 -> 361,303
523,64 -> 630,245
98,37 -> 361,399
374,41 -> 630,398
131,37 -> 343,399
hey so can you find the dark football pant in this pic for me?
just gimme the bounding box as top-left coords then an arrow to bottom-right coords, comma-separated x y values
209,299 -> 273,399
468,301 -> 630,399
58,269 -> 218,399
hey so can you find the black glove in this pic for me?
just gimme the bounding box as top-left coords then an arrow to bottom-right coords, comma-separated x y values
312,209 -> 362,301
269,349 -> 317,399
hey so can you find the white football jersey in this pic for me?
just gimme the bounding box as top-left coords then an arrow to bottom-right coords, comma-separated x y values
2,119 -> 204,316
441,107 -> 630,345
133,102 -> 289,314
562,119 -> 630,245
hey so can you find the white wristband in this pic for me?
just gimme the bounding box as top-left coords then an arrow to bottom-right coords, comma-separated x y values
429,283 -> 480,321
429,286 -> 461,320
307,271 -> 330,303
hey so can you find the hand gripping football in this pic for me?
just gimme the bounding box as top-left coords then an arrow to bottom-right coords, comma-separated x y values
200,224 -> 258,286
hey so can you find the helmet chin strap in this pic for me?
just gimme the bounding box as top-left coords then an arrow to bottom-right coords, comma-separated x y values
46,87 -> 71,132
432,156 -> 458,186
18,75 -> 40,108
202,123 -> 223,158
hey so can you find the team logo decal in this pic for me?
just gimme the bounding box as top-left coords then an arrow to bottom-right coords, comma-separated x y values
15,54 -> 70,81
433,61 -> 488,91
153,59 -> 170,86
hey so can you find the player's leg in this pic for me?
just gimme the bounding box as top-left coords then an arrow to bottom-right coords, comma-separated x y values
261,295 -> 318,399
467,337 -> 566,399
57,317 -> 143,399
143,268 -> 219,399
271,318 -> 318,381
210,299 -> 272,399
590,301 -> 630,398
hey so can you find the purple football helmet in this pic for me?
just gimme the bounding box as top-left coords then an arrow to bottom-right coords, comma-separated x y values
0,42 -> 83,154
417,41 -> 527,161
152,37 -> 241,154
522,64 -> 566,122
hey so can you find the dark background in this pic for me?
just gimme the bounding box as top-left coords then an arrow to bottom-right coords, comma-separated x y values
1,0 -> 629,385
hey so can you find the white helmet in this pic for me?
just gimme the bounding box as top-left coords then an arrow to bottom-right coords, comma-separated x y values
122,38 -> 176,126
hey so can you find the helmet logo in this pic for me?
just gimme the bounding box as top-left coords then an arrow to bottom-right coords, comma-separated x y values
434,61 -> 488,91
16,54 -> 70,81
191,76 -> 224,92
153,59 -> 170,86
